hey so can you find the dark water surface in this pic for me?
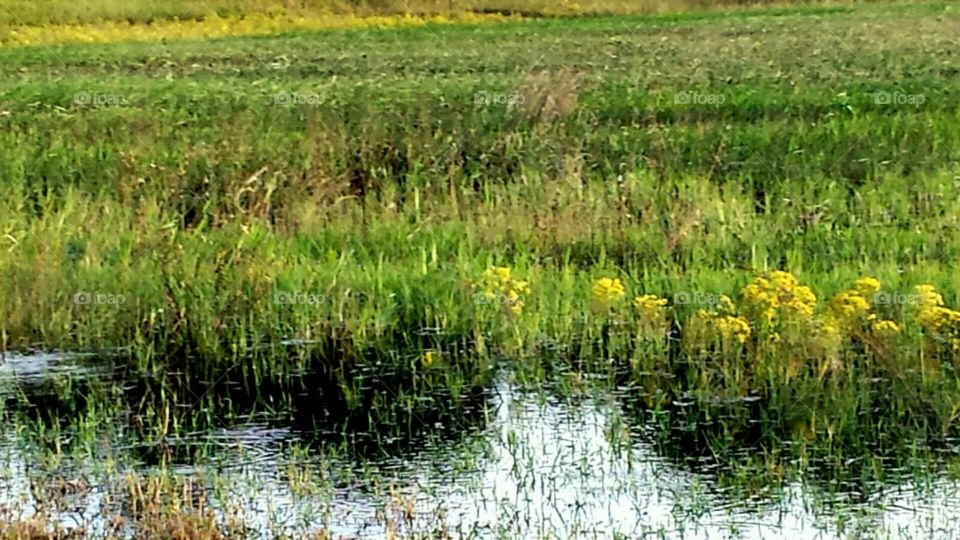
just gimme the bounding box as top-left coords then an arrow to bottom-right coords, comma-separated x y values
1,353 -> 959,539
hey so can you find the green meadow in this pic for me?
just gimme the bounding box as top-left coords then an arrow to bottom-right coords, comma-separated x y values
1,1 -> 960,538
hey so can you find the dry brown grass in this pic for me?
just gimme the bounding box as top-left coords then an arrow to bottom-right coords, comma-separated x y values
0,516 -> 61,540
515,69 -> 584,124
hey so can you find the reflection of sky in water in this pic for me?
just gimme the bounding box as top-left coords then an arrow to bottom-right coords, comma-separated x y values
1,354 -> 960,538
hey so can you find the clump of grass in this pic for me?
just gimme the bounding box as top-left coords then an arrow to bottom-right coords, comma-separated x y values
0,513 -> 60,540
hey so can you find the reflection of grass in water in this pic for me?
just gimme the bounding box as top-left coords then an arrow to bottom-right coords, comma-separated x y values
4,368 -> 960,538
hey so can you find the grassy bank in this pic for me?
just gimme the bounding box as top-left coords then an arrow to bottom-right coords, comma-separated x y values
0,1 -> 959,465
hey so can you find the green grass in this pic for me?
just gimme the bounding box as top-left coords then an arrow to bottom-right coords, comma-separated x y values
0,1 -> 959,476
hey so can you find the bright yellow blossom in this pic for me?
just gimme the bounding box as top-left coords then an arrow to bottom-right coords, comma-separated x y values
917,305 -> 960,332
872,320 -> 900,334
710,314 -> 752,343
741,271 -> 817,324
915,284 -> 945,308
633,294 -> 668,319
717,294 -> 737,315
828,290 -> 870,322
696,309 -> 752,344
592,277 -> 626,306
421,350 -> 437,368
854,277 -> 881,297
474,265 -> 529,316
913,284 -> 960,333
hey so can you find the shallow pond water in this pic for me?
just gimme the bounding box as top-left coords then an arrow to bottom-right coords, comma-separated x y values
1,353 -> 959,539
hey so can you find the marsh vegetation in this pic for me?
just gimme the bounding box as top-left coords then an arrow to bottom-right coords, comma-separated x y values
0,1 -> 959,538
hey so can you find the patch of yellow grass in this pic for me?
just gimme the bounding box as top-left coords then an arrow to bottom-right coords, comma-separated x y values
1,12 -> 517,47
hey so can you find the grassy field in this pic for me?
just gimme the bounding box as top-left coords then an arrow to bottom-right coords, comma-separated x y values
0,0 -> 921,26
2,0 -> 960,408
0,0 -> 936,46
1,1 -> 960,537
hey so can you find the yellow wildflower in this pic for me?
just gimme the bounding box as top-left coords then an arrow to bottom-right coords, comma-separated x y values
474,266 -> 529,316
770,270 -> 798,288
913,284 -> 960,333
718,294 -> 737,315
713,315 -> 752,343
696,309 -> 751,344
854,277 -> 881,297
592,277 -> 626,305
915,284 -> 944,308
828,290 -> 870,322
917,305 -> 960,332
871,320 -> 900,334
633,294 -> 668,319
506,289 -> 524,315
818,318 -> 842,343
421,350 -> 436,368
742,277 -> 778,323
741,271 -> 817,324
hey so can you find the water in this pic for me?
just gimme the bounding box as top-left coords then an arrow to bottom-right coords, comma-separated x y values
1,353 -> 960,539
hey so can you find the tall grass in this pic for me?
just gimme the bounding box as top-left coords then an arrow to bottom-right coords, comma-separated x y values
0,1 -> 958,460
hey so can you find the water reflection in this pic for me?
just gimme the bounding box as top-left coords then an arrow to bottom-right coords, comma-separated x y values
1,353 -> 960,538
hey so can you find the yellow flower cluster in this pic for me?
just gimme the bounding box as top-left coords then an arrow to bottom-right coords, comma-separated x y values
871,320 -> 900,335
824,277 -> 899,337
741,271 -> 817,324
592,277 -> 626,306
914,284 -> 960,333
633,294 -> 668,320
462,268 -> 957,353
854,277 -> 881,297
477,266 -> 529,316
828,290 -> 871,323
2,12 -> 514,47
712,315 -> 752,344
696,295 -> 751,344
